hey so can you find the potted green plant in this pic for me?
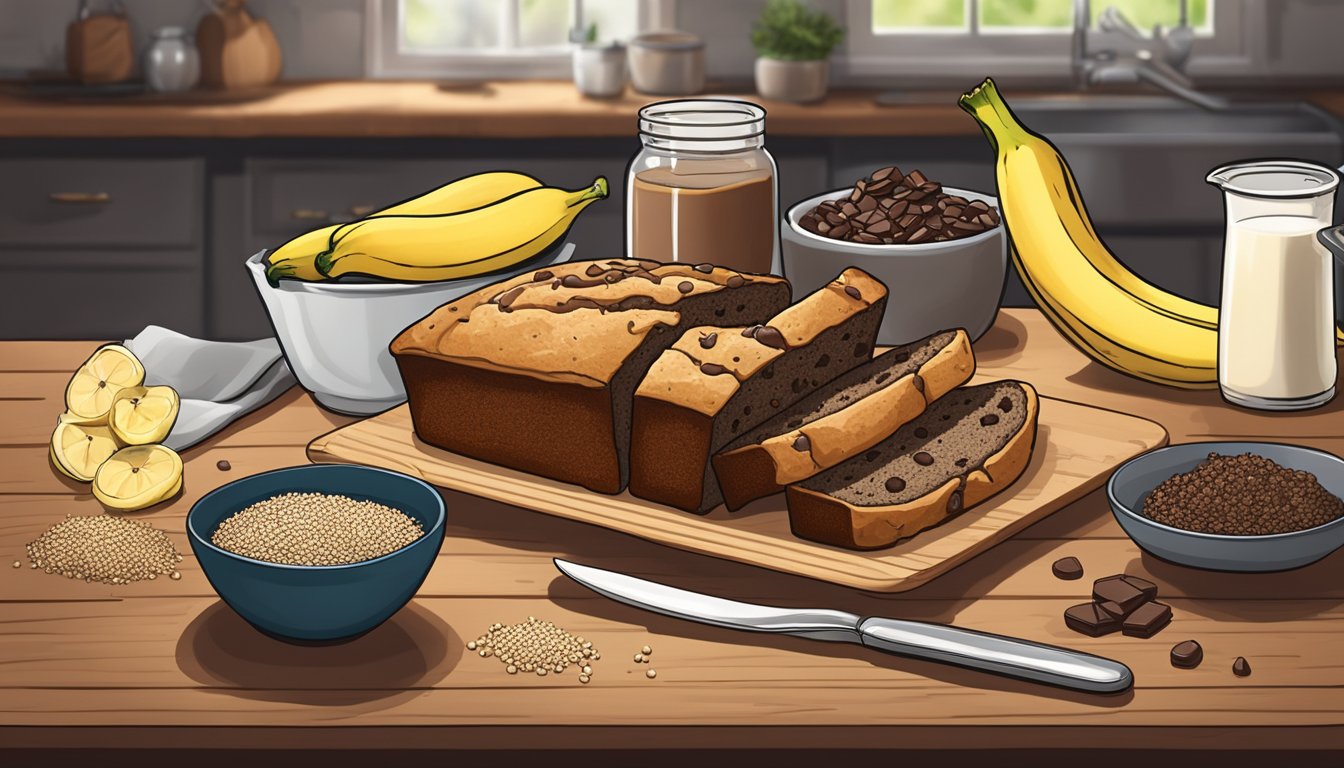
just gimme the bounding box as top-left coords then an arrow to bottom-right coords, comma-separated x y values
751,0 -> 844,103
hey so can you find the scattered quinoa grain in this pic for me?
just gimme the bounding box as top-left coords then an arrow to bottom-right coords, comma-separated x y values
11,560 -> 19,568
642,645 -> 653,655
646,669 -> 657,679
25,513 -> 182,585
634,652 -> 644,663
579,674 -> 590,684
467,617 -> 600,680
210,492 -> 423,565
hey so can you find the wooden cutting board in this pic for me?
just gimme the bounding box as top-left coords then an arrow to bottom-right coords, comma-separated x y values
307,395 -> 1167,592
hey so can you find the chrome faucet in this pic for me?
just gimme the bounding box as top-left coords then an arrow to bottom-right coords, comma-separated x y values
1071,0 -> 1227,110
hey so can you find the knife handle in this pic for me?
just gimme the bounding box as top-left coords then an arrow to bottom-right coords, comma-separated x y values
858,617 -> 1133,693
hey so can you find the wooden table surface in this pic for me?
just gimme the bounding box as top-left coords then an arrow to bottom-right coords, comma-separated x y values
3,309 -> 1343,760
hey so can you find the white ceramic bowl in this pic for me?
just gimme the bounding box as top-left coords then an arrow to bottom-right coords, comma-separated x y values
246,244 -> 575,415
782,187 -> 1006,345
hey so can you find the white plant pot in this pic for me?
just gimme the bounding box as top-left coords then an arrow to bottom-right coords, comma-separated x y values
754,58 -> 828,103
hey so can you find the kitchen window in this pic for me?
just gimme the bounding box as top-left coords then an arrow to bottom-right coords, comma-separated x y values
845,0 -> 1255,80
367,0 -> 665,78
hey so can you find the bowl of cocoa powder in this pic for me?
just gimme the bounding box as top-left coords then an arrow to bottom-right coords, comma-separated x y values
1108,442 -> 1344,572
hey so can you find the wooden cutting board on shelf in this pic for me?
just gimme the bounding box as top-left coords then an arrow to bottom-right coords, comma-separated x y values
307,395 -> 1166,592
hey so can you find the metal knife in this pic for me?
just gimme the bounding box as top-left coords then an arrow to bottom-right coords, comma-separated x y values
555,559 -> 1133,693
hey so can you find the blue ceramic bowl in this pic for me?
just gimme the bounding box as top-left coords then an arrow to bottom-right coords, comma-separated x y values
1108,441 -> 1344,572
187,464 -> 446,642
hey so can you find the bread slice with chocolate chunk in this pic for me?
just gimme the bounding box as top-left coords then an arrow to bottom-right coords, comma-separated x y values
786,380 -> 1038,550
390,259 -> 790,494
713,329 -> 974,511
629,268 -> 888,514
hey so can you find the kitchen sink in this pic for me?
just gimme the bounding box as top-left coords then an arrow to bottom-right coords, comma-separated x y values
1012,96 -> 1341,141
1005,96 -> 1344,228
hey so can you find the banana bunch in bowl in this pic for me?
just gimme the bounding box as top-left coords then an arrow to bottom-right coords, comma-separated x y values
264,171 -> 608,286
960,78 -> 1344,389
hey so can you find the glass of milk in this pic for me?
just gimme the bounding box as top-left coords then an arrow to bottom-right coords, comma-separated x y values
1206,160 -> 1339,410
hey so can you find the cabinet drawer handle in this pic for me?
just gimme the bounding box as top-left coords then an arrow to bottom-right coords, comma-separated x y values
349,204 -> 377,218
49,192 -> 111,204
290,208 -> 331,221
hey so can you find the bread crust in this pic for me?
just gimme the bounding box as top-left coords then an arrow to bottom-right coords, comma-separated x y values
629,268 -> 889,513
784,382 -> 1038,550
392,259 -> 790,494
713,329 -> 974,511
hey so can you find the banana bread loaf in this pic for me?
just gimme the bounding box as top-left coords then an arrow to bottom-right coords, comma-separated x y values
629,268 -> 888,513
786,380 -> 1038,550
390,259 -> 791,493
712,329 -> 974,511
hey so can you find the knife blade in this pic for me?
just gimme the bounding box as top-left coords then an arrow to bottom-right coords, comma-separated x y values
555,558 -> 1133,693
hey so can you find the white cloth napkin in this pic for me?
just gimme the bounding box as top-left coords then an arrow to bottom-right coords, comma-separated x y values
124,326 -> 297,452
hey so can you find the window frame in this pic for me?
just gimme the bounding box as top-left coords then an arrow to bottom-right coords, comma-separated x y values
366,0 -> 674,79
840,0 -> 1260,81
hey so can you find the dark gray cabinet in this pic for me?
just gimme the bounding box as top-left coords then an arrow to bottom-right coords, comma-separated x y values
0,157 -> 205,339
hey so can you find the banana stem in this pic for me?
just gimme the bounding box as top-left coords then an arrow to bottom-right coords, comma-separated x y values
571,176 -> 609,207
958,78 -> 1031,154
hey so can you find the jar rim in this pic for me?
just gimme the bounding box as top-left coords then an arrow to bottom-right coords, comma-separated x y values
638,99 -> 766,147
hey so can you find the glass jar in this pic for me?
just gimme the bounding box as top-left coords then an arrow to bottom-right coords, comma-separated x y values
144,26 -> 200,94
626,99 -> 779,274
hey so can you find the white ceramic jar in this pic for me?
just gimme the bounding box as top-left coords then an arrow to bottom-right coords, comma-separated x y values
144,26 -> 200,93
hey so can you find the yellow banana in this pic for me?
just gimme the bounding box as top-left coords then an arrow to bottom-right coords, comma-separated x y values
960,77 -> 1344,380
314,177 -> 608,282
264,170 -> 544,285
961,79 -> 1222,389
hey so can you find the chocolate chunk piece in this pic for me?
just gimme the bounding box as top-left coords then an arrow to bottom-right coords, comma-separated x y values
699,332 -> 718,350
1097,600 -> 1129,619
533,270 -> 554,281
913,451 -> 934,466
1051,556 -> 1083,581
1064,602 -> 1120,637
1121,601 -> 1172,638
1093,575 -> 1151,617
1170,639 -> 1203,668
884,477 -> 906,493
844,285 -> 863,300
947,490 -> 963,513
997,396 -> 1013,412
911,374 -> 925,393
751,325 -> 789,351
678,280 -> 694,294
913,426 -> 929,439
1120,575 -> 1159,601
980,413 -> 999,427
726,275 -> 745,288
792,435 -> 811,452
585,263 -> 606,277
216,460 -> 231,471
1233,656 -> 1252,677
700,363 -> 727,376
693,263 -> 715,273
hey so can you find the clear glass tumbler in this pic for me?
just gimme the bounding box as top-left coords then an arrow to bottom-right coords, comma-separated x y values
1207,160 -> 1339,410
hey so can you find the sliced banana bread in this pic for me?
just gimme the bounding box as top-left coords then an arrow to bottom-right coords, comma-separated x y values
390,259 -> 791,494
629,268 -> 888,513
786,380 -> 1038,550
713,329 -> 974,511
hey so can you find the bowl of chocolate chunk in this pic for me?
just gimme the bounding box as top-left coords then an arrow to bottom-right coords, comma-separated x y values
782,166 -> 1005,345
1108,441 -> 1344,572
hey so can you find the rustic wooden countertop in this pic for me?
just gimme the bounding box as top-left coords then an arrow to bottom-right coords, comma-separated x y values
0,80 -> 991,138
3,309 -> 1343,760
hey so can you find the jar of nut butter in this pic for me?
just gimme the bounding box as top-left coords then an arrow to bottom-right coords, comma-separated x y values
627,99 -> 779,275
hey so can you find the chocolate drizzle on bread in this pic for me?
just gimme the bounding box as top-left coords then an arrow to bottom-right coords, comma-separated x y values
391,259 -> 790,494
711,330 -> 974,511
786,381 -> 1038,550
